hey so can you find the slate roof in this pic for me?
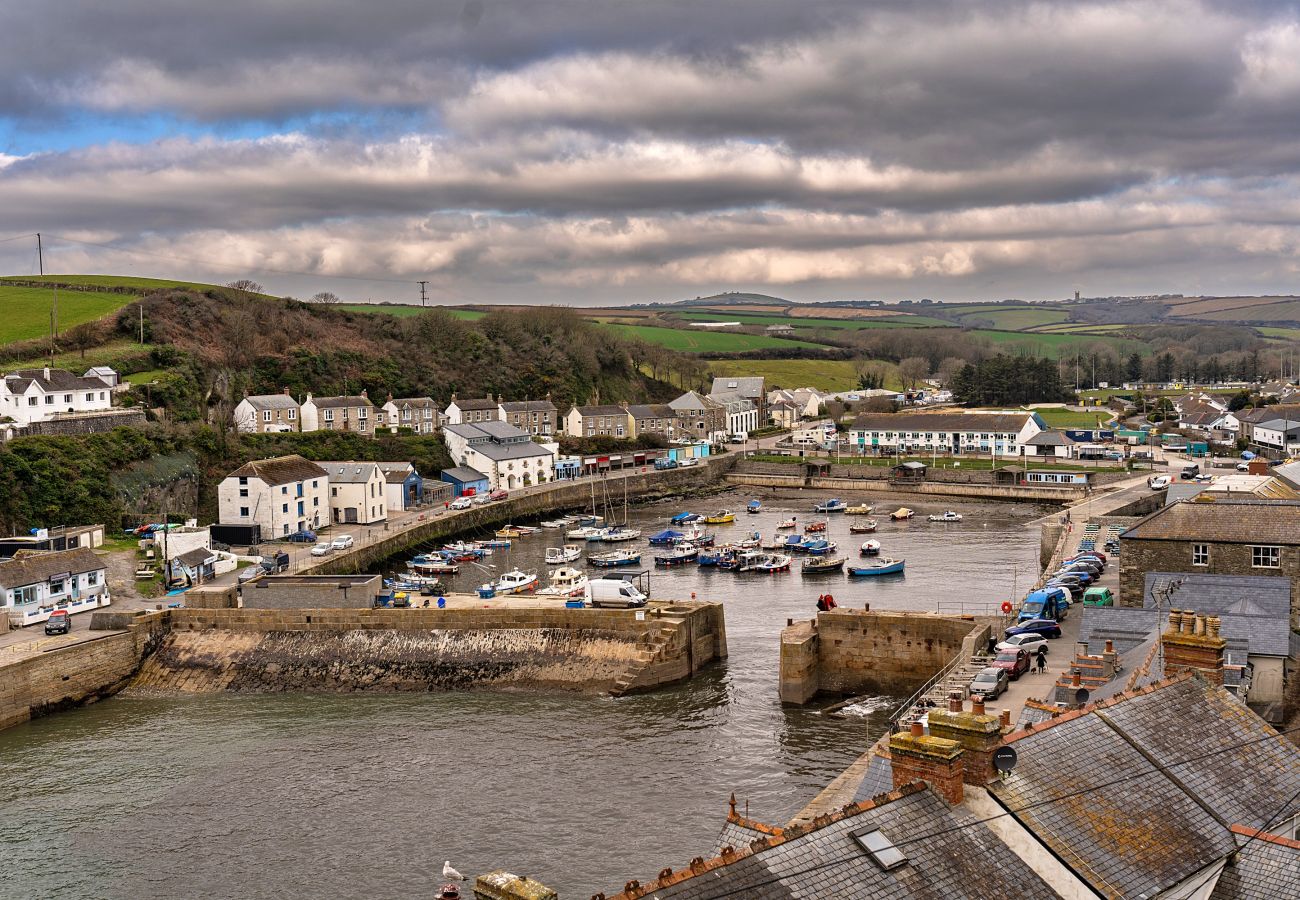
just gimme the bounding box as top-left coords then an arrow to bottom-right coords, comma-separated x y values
0,547 -> 104,589
5,368 -> 110,392
174,547 -> 214,568
440,466 -> 487,483
607,783 -> 1059,900
498,399 -> 556,413
452,396 -> 498,411
1025,430 -> 1074,446
849,411 -> 1035,433
669,391 -> 723,412
1165,483 -> 1208,504
1141,573 -> 1290,619
710,376 -> 764,399
851,750 -> 895,804
572,404 -> 629,417
1078,605 -> 1163,655
306,395 -> 373,409
1121,499 -> 1300,544
626,403 -> 675,420
242,393 -> 299,411
317,461 -> 381,484
1211,827 -> 1300,899
475,420 -> 529,441
469,441 -> 553,462
1253,418 -> 1300,436
386,396 -> 437,409
375,461 -> 418,484
227,455 -> 327,487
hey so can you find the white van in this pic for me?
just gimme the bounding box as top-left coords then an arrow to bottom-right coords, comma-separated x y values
585,578 -> 648,608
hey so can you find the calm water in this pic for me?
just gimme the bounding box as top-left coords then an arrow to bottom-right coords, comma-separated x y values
0,489 -> 1045,898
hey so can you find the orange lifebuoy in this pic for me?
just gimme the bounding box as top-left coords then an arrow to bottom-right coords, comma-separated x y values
1001,601 -> 1013,614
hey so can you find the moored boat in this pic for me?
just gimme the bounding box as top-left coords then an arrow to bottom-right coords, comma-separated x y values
481,538 -> 512,549
848,557 -> 906,577
849,519 -> 879,534
845,503 -> 873,515
538,566 -> 589,597
753,553 -> 792,573
704,510 -> 736,524
566,525 -> 604,540
746,500 -> 762,514
802,555 -> 846,574
776,518 -> 798,530
410,554 -> 460,575
927,510 -> 963,523
815,499 -> 848,513
859,539 -> 881,556
735,549 -> 770,572
495,526 -> 522,538
545,545 -> 583,564
601,526 -> 642,542
588,548 -> 642,567
889,507 -> 915,521
798,538 -> 837,555
670,511 -> 700,524
804,520 -> 828,533
648,529 -> 685,545
491,569 -> 539,595
540,519 -> 568,528
655,544 -> 699,566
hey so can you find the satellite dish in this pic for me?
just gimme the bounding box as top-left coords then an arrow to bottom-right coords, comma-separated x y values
1075,687 -> 1090,706
993,746 -> 1018,774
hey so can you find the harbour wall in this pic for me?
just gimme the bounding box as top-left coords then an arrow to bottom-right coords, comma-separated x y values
305,456 -> 736,576
128,603 -> 727,698
779,608 -> 988,704
726,468 -> 1085,503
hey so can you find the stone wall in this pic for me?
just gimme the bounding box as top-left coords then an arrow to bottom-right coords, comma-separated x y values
14,408 -> 147,438
779,609 -> 984,702
241,575 -> 382,609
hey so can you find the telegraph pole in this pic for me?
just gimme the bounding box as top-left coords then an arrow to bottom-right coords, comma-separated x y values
418,281 -> 428,307
36,232 -> 43,276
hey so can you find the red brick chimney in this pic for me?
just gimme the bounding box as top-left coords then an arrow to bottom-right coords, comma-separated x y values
1161,609 -> 1226,685
890,726 -> 964,804
928,697 -> 1004,787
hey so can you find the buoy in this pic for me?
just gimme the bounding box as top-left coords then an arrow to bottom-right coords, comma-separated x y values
1001,601 -> 1013,614
824,594 -> 834,605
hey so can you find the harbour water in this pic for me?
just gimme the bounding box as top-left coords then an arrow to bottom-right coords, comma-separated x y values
0,489 -> 1044,898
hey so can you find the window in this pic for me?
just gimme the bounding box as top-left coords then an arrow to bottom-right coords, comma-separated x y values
1192,543 -> 1209,566
358,407 -> 367,419
27,397 -> 37,406
854,828 -> 907,871
239,476 -> 248,485
99,392 -> 105,400
86,572 -> 98,586
85,393 -> 94,402
313,497 -> 319,507
332,487 -> 338,497
239,488 -> 248,498
13,585 -> 38,604
1252,545 -> 1281,568
263,410 -> 272,422
282,503 -> 289,514
240,506 -> 249,517
48,579 -> 65,595
45,395 -> 54,404
324,409 -> 335,422
281,486 -> 288,495
288,409 -> 296,420
63,394 -> 72,403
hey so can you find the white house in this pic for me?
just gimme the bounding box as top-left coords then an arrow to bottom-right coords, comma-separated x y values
444,394 -> 500,426
317,461 -> 388,525
710,375 -> 765,422
233,390 -> 300,433
299,392 -> 376,436
381,396 -> 439,434
1252,418 -> 1300,456
442,421 -> 556,490
847,411 -> 1044,456
376,461 -> 424,511
1022,430 -> 1076,459
218,455 -> 329,538
0,547 -> 110,627
710,391 -> 760,436
0,367 -> 113,425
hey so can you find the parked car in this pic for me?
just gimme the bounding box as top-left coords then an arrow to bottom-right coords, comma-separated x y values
996,632 -> 1049,655
330,534 -> 355,551
1068,552 -> 1107,568
286,530 -> 318,543
677,457 -> 699,467
654,458 -> 678,470
449,496 -> 474,510
237,566 -> 263,584
44,610 -> 71,635
1082,586 -> 1115,607
969,666 -> 1010,700
259,551 -> 290,574
489,489 -> 509,501
310,543 -> 333,556
472,493 -> 493,505
992,648 -> 1032,680
1006,618 -> 1063,640
1236,461 -> 1250,472
1045,579 -> 1084,600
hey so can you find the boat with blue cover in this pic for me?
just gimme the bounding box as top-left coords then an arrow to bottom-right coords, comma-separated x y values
655,544 -> 699,566
649,529 -> 685,545
814,499 -> 848,513
670,512 -> 701,524
588,549 -> 642,567
747,500 -> 762,514
848,557 -> 905,577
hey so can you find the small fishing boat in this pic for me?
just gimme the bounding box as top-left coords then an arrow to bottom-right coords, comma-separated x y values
601,526 -> 642,542
410,555 -> 460,575
538,566 -> 589,597
540,519 -> 568,529
735,550 -> 770,572
495,527 -> 522,539
697,548 -> 729,567
584,528 -> 611,542
492,569 -> 539,595
784,534 -> 806,551
845,503 -> 873,515
814,499 -> 848,513
588,549 -> 642,567
800,539 -> 837,556
776,518 -> 798,530
670,512 -> 701,525
545,545 -> 583,564
442,541 -> 486,559
848,557 -> 906,577
704,510 -> 736,524
481,538 -> 512,549
746,500 -> 762,515
927,510 -> 963,523
734,531 -> 762,549
753,553 -> 792,573
804,520 -> 828,533
848,519 -> 879,534
566,525 -> 604,540
860,539 -> 882,556
392,572 -> 441,588
802,556 -> 846,574
655,544 -> 699,566
648,529 -> 685,545
683,532 -> 716,548
889,507 -> 915,521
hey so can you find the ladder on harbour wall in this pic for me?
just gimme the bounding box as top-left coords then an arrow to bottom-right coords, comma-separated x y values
888,652 -> 995,731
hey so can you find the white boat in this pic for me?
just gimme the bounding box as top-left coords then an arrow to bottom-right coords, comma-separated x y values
398,572 -> 442,586
492,570 -> 539,595
538,566 -> 589,597
540,519 -> 568,529
545,545 -> 583,564
927,510 -> 963,523
776,518 -> 798,530
601,526 -> 642,542
753,553 -> 792,573
568,525 -> 604,540
860,539 -> 882,556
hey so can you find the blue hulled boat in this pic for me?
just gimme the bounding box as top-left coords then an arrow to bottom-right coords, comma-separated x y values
848,557 -> 906,577
648,529 -> 685,545
670,512 -> 701,524
747,500 -> 762,514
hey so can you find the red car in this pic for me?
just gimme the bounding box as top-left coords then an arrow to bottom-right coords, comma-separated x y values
489,489 -> 509,501
991,647 -> 1031,680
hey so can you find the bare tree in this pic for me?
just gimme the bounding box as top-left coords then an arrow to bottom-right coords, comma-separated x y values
898,356 -> 931,392
226,279 -> 264,294
311,291 -> 341,304
855,359 -> 891,390
936,356 -> 967,386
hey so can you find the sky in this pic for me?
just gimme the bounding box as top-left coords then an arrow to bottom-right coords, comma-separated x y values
2,0 -> 1300,305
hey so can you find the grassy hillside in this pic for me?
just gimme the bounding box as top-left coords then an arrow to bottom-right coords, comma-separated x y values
0,284 -> 136,343
598,322 -> 821,351
706,358 -> 899,391
671,311 -> 952,330
953,306 -> 1071,330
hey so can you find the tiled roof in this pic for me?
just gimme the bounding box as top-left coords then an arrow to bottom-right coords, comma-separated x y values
1141,573 -> 1290,619
440,466 -> 487,483
606,783 -> 1057,899
626,403 -> 675,420
993,692 -> 1235,897
1122,499 -> 1300,544
452,396 -> 497,410
386,396 -> 436,408
307,395 -> 373,409
574,404 -> 629,417
1239,405 -> 1300,424
710,376 -> 764,398
317,461 -> 381,484
242,393 -> 299,411
5,368 -> 110,392
1211,827 -> 1300,899
0,547 -> 104,589
175,547 -> 214,567
499,399 -> 556,412
227,454 -> 328,487
849,411 -> 1035,432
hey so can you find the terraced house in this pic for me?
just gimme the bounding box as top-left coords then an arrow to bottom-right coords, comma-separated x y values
217,455 -> 328,538
299,391 -> 376,436
443,394 -> 499,426
232,389 -> 300,433
847,410 -> 1044,456
626,403 -> 678,439
563,403 -> 633,438
379,395 -> 439,435
498,396 -> 557,437
0,366 -> 114,425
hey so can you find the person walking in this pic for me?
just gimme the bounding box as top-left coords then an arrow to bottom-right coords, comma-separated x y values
1036,645 -> 1048,675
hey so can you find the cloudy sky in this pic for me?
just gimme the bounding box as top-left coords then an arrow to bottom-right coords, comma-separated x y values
2,0 -> 1299,304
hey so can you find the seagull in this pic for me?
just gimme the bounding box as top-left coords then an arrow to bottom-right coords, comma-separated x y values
443,861 -> 466,881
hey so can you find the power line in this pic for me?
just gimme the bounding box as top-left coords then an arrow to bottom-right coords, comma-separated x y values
680,723 -> 1300,900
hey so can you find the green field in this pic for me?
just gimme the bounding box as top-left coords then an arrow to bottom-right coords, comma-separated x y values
1256,326 -> 1300,340
1034,322 -> 1139,334
0,274 -> 284,300
673,311 -> 952,330
338,303 -> 485,320
1027,407 -> 1118,428
966,329 -> 1149,359
124,369 -> 167,385
954,307 -> 1070,330
706,358 -> 900,391
0,285 -> 135,343
599,323 -> 821,352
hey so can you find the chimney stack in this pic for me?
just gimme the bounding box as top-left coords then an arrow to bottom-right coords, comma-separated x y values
1000,709 -> 1012,729
1161,608 -> 1227,685
927,694 -> 1003,787
890,728 -> 964,805
43,366 -> 51,381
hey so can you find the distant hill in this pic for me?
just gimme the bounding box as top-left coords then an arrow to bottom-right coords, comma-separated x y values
673,292 -> 793,307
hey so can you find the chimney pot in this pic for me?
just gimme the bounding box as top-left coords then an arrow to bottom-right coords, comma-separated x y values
1000,709 -> 1011,728
360,388 -> 368,398
1207,615 -> 1221,637
1072,671 -> 1082,687
948,691 -> 964,712
972,696 -> 985,716
1194,614 -> 1206,636
1104,639 -> 1115,654
910,721 -> 924,737
283,386 -> 291,395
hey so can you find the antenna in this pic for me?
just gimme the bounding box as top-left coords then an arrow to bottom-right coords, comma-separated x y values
418,281 -> 429,307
